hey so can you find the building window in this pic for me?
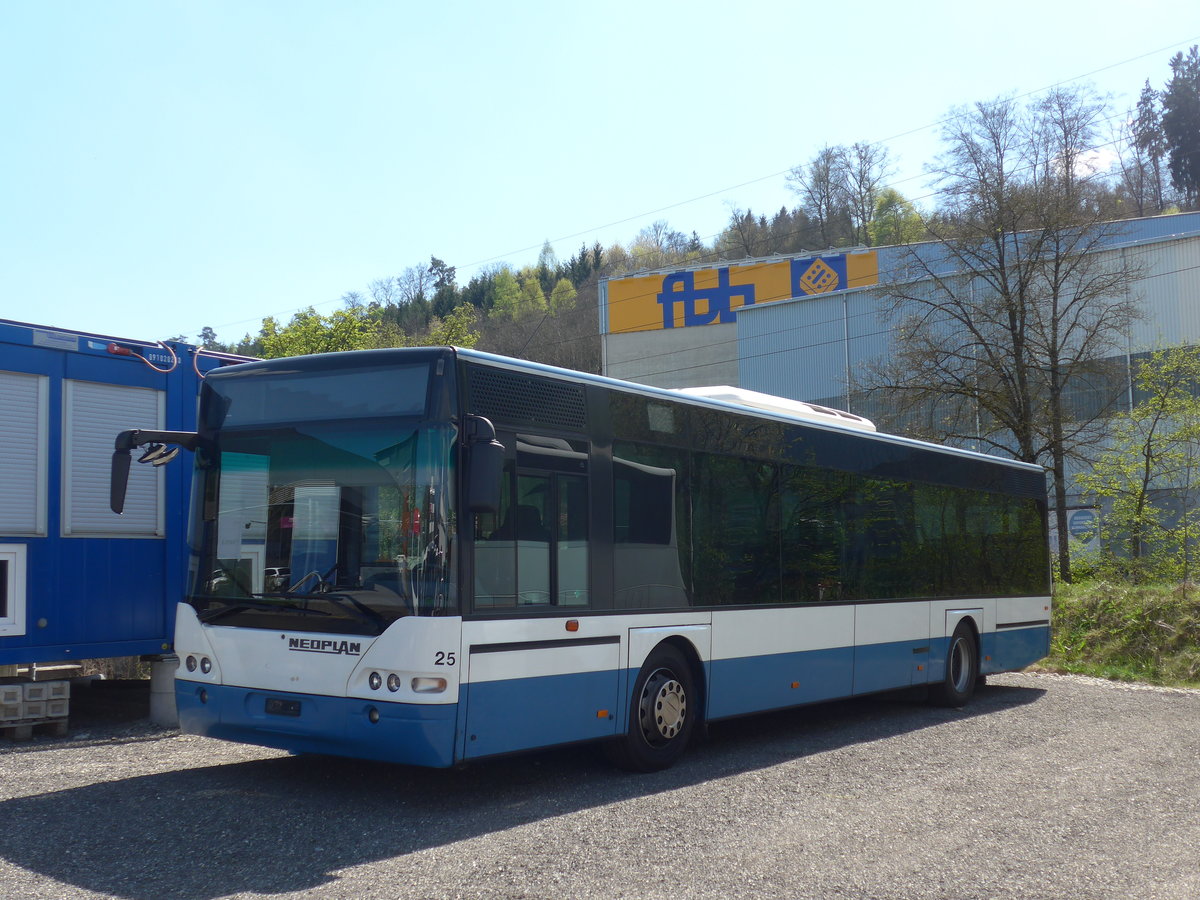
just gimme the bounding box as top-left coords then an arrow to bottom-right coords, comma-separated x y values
0,544 -> 27,637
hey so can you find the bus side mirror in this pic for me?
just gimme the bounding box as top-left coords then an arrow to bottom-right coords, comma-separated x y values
465,416 -> 505,514
111,444 -> 133,515
110,428 -> 200,514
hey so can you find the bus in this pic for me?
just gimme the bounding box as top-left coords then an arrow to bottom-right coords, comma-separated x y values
109,347 -> 1051,771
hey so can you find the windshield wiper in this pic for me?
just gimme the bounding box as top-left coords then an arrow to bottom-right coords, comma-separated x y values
269,591 -> 389,632
198,597 -> 333,624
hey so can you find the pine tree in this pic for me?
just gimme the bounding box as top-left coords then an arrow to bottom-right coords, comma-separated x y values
1162,45 -> 1200,207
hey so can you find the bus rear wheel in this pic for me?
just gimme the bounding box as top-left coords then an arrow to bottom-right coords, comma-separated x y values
930,622 -> 978,708
606,644 -> 697,772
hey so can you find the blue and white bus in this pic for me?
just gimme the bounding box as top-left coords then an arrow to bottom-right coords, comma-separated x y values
110,347 -> 1051,771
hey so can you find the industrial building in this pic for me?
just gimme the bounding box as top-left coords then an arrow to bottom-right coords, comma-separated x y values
600,212 -> 1200,413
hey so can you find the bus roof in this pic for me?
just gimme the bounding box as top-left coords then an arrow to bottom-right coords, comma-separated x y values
205,346 -> 1045,477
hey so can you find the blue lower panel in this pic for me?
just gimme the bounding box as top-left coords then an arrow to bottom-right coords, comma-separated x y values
982,626 -> 1051,675
708,647 -> 854,719
176,682 -> 459,768
853,639 -> 933,695
463,668 -> 619,759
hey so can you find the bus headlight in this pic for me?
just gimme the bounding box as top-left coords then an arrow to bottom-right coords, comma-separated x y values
368,671 -> 382,691
386,673 -> 401,692
186,656 -> 197,672
200,657 -> 212,674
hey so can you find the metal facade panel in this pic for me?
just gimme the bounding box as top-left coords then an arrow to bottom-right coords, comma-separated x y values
1128,237 -> 1200,349
739,225 -> 1200,418
739,292 -> 848,402
603,324 -> 741,389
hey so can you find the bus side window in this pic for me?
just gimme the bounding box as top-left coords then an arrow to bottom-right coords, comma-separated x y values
514,474 -> 551,605
612,443 -> 690,609
781,465 -> 849,603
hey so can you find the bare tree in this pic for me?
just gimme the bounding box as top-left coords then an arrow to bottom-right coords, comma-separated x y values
837,142 -> 893,246
787,146 -> 850,248
397,264 -> 434,306
629,220 -> 692,270
862,91 -> 1143,581
718,207 -> 772,259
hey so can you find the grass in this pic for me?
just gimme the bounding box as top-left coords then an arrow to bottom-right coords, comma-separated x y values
1042,580 -> 1200,688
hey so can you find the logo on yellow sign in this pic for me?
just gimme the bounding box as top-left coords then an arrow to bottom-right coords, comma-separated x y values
604,251 -> 877,333
796,258 -> 839,294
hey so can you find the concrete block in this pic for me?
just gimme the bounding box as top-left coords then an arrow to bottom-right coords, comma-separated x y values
46,698 -> 69,718
45,680 -> 70,701
22,700 -> 47,718
22,683 -> 48,702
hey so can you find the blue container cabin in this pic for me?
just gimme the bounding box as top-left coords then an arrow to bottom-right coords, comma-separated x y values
0,320 -> 246,666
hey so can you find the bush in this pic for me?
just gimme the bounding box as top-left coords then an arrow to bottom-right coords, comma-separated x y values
1048,580 -> 1200,686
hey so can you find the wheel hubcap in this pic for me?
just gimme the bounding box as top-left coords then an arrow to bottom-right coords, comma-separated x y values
639,668 -> 686,746
949,637 -> 970,692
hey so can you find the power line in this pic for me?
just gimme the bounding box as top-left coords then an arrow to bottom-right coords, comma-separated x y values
183,35 -> 1200,342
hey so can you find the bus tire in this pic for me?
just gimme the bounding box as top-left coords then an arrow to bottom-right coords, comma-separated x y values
606,644 -> 696,772
930,622 -> 978,708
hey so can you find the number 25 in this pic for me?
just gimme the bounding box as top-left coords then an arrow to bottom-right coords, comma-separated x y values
434,651 -> 457,666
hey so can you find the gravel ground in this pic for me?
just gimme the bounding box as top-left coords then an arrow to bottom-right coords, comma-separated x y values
1,672 -> 1198,900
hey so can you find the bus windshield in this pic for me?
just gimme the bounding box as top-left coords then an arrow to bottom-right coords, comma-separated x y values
190,419 -> 456,634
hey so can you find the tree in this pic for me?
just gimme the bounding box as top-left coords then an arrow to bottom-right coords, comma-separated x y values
1077,347 -> 1200,583
837,142 -> 892,246
868,188 -> 924,246
536,241 -> 558,296
1161,45 -> 1200,208
717,207 -> 767,259
259,306 -> 382,358
198,326 -> 219,350
548,277 -> 577,313
427,256 -> 460,317
517,267 -> 548,315
786,146 -> 850,247
490,266 -> 523,320
1132,80 -> 1169,214
862,90 -> 1144,582
424,303 -> 480,348
630,220 -> 690,270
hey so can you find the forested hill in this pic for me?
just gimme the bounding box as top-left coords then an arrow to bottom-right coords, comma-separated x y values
189,46 -> 1200,373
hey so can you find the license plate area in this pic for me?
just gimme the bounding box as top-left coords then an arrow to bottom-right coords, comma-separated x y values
265,697 -> 301,717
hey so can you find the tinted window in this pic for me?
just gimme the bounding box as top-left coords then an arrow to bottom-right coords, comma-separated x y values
613,443 -> 690,608
207,364 -> 430,427
692,454 -> 779,605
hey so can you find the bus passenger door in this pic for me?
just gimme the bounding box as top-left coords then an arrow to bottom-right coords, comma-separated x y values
464,434 -> 620,758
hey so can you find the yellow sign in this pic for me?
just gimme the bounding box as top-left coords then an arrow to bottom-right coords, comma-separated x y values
606,251 -> 878,334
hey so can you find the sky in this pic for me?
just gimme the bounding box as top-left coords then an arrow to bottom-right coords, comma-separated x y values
2,1 -> 1198,346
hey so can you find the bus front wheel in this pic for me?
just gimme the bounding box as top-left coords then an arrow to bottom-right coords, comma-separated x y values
930,622 -> 978,708
607,644 -> 697,772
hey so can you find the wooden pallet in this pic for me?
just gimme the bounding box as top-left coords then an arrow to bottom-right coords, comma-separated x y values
1,718 -> 69,741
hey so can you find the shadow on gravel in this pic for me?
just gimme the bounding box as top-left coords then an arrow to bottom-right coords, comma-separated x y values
0,681 -> 1043,899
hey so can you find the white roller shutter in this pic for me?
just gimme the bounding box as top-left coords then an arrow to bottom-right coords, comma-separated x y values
0,371 -> 48,535
63,380 -> 165,536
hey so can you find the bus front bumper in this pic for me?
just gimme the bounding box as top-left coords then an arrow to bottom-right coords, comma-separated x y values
176,681 -> 459,768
